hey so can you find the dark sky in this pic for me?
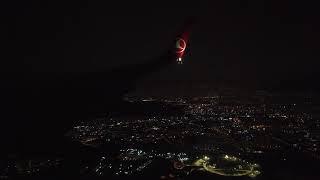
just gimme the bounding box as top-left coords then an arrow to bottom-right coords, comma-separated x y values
2,0 -> 320,93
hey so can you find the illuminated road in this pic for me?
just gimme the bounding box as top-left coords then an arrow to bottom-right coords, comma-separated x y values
190,155 -> 260,177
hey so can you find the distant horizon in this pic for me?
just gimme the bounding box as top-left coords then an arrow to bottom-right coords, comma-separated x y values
132,80 -> 320,97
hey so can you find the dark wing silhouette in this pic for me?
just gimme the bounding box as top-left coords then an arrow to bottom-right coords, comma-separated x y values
0,18 -> 195,152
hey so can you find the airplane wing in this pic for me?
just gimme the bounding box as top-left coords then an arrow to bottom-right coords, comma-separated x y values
0,18 -> 195,151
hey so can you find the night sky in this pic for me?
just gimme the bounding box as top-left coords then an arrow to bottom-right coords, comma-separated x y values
2,1 -> 320,93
